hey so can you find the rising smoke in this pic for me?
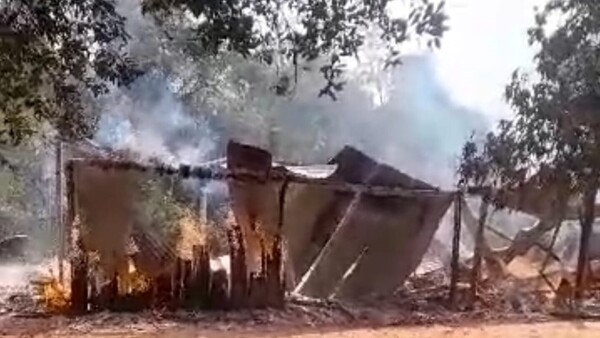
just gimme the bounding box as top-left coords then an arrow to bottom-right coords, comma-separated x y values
94,59 -> 489,191
92,1 -> 490,190
95,72 -> 216,165
302,54 -> 490,189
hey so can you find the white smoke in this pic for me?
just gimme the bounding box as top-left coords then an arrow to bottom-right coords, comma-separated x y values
95,72 -> 216,165
270,54 -> 490,189
92,0 -> 217,166
92,2 -> 491,190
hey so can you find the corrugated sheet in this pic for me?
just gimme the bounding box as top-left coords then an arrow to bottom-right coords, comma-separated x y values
226,141 -> 453,300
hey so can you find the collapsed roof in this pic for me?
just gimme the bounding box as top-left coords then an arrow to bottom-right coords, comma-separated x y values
67,139 -> 454,300
226,141 -> 453,300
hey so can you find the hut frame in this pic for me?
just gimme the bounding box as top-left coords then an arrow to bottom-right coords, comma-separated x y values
59,155 -> 463,313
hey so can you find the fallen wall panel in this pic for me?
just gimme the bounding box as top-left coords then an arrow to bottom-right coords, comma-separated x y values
336,193 -> 453,299
226,141 -> 452,300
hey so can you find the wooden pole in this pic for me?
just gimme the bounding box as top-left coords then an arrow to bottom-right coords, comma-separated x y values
274,179 -> 289,304
265,237 -> 283,308
64,161 -> 76,281
67,159 -> 87,313
449,191 -> 462,307
229,225 -> 248,309
65,160 -> 89,313
173,258 -> 184,306
69,239 -> 88,314
192,245 -> 210,308
67,158 -> 445,198
470,194 -> 489,308
56,141 -> 64,283
182,259 -> 193,308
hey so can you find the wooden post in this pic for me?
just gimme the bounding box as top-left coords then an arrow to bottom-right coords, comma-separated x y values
575,180 -> 598,300
261,179 -> 289,308
182,259 -> 193,308
470,194 -> 489,308
248,272 -> 267,308
192,245 -> 210,308
265,236 -> 284,308
69,240 -> 88,314
173,257 -> 184,306
56,141 -> 64,283
449,191 -> 462,307
63,161 -> 76,288
229,225 -> 247,309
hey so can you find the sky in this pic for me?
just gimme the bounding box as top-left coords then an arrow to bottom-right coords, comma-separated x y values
421,0 -> 549,123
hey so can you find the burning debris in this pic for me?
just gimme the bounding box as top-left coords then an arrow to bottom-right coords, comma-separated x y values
31,275 -> 69,314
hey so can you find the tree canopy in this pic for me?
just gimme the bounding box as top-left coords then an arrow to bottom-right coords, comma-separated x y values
460,0 -> 600,192
0,0 -> 141,145
459,0 -> 600,299
142,0 -> 448,100
0,0 -> 448,146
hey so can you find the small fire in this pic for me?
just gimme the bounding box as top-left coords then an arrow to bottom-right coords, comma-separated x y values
175,208 -> 205,260
31,275 -> 70,313
117,257 -> 151,295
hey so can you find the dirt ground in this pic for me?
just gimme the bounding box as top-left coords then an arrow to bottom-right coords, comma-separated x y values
161,321 -> 600,338
2,263 -> 600,338
1,320 -> 599,338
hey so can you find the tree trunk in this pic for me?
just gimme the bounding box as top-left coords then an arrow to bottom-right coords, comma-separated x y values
575,180 -> 598,300
449,192 -> 462,308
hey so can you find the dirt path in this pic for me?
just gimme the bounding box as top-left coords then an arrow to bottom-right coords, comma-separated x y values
3,321 -> 598,338
275,322 -> 600,338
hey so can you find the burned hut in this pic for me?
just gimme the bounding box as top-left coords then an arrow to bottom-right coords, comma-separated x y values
58,140 -> 459,312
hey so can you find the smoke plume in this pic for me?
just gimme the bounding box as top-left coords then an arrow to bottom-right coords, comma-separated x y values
95,72 -> 216,165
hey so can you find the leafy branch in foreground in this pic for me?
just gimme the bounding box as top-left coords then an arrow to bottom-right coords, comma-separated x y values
0,0 -> 141,145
